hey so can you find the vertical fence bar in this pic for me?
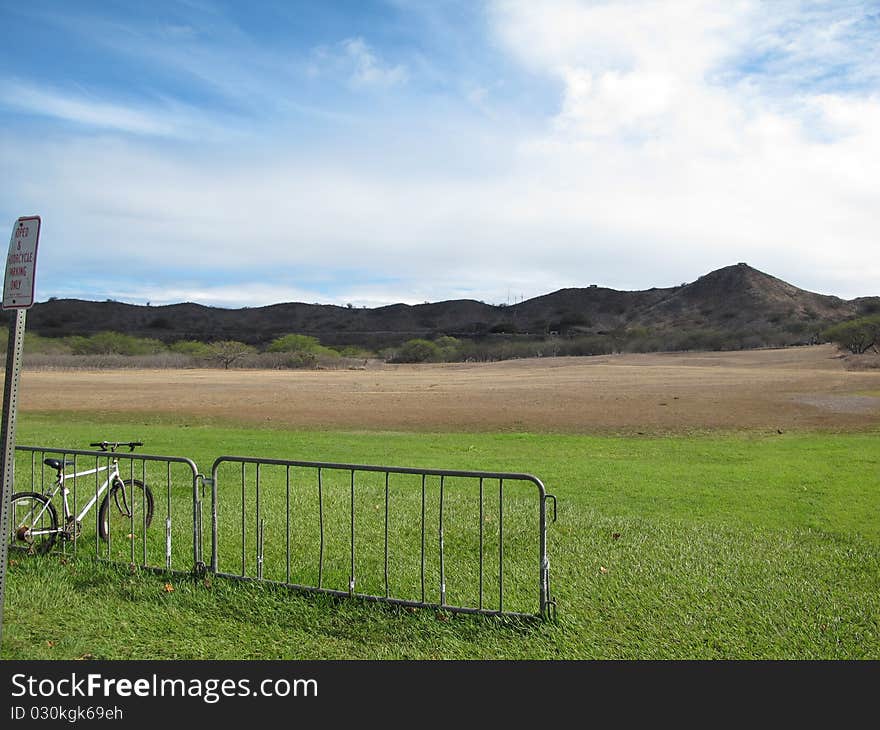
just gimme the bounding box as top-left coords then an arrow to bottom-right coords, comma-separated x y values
240,462 -> 246,577
128,459 -> 135,566
255,463 -> 261,579
478,477 -> 484,611
541,491 -> 556,619
498,478 -> 504,613
439,475 -> 446,607
105,456 -> 111,561
195,486 -> 203,569
141,460 -> 147,567
384,472 -> 389,599
193,469 -> 201,569
211,468 -> 219,573
165,517 -> 172,572
420,474 -> 426,604
317,467 -> 324,589
94,455 -> 100,558
285,466 -> 291,585
257,519 -> 265,580
349,469 -> 355,595
166,462 -> 172,571
540,494 -> 548,619
71,454 -> 77,558
124,456 -> 134,565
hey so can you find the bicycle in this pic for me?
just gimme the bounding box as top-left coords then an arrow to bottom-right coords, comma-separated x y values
7,441 -> 155,555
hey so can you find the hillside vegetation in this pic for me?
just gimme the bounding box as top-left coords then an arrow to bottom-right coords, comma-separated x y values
3,263 -> 879,367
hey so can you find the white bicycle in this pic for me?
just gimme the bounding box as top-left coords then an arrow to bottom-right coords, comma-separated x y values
8,441 -> 154,555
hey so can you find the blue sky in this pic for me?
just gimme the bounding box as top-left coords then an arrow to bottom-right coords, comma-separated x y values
1,0 -> 878,308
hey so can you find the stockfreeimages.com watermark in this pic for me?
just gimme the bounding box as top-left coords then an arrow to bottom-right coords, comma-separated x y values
11,672 -> 317,705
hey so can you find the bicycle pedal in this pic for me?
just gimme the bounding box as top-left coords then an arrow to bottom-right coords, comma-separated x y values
63,517 -> 82,539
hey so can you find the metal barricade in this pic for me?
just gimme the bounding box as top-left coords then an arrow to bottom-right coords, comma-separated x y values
8,445 -> 558,619
12,446 -> 203,575
208,457 -> 557,620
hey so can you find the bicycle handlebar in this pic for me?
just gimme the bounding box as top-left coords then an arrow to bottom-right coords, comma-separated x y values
89,441 -> 144,452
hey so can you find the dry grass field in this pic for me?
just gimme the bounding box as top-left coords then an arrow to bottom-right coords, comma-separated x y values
18,344 -> 880,433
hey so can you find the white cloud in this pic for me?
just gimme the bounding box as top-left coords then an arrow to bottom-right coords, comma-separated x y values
484,0 -> 880,297
490,0 -> 744,79
342,38 -> 409,87
309,37 -> 408,89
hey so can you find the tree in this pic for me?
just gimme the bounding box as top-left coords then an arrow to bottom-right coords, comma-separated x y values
393,339 -> 440,363
207,340 -> 255,369
267,333 -> 322,353
267,333 -> 338,358
823,315 -> 880,354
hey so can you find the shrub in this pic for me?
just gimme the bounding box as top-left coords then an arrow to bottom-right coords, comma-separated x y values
434,335 -> 462,361
267,333 -> 321,353
267,333 -> 338,358
392,339 -> 441,363
170,340 -> 213,358
23,333 -> 72,354
335,345 -> 374,358
257,351 -> 319,369
65,331 -> 166,356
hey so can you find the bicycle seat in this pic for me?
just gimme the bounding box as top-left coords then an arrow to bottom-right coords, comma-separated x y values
43,458 -> 75,471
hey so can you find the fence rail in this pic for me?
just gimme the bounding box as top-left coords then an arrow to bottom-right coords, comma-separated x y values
8,446 -> 556,620
209,457 -> 557,620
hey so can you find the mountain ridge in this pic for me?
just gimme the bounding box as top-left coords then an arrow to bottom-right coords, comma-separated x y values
7,263 -> 878,350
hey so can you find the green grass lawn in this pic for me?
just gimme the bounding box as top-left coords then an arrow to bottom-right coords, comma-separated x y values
2,413 -> 878,659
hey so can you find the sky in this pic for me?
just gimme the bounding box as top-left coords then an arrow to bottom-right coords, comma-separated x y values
1,0 -> 878,309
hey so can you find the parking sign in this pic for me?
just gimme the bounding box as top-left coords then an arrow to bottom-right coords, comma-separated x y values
3,215 -> 41,309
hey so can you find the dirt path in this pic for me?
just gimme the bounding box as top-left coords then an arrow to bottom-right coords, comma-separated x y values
17,345 -> 880,433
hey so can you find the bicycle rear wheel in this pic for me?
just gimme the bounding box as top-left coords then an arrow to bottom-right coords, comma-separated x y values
8,492 -> 58,555
98,478 -> 154,542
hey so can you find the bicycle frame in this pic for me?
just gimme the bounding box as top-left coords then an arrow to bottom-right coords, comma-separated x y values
60,461 -> 120,524
27,460 -> 121,537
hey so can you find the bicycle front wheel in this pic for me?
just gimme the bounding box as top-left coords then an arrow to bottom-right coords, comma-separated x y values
8,492 -> 59,555
98,479 -> 154,542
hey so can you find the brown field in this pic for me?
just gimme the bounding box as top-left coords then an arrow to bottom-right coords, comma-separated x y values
17,344 -> 880,433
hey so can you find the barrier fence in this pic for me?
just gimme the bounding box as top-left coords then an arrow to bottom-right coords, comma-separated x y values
9,446 -> 556,620
11,446 -> 202,575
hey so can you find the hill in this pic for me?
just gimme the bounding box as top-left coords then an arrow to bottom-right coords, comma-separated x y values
5,263 -> 879,352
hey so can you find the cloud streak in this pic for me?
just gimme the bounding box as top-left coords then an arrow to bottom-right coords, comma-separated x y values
310,37 -> 409,88
0,80 -> 220,138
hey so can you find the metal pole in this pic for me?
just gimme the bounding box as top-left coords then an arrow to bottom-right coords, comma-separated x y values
0,308 -> 27,644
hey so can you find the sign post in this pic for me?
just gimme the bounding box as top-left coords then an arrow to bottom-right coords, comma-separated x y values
0,215 -> 41,645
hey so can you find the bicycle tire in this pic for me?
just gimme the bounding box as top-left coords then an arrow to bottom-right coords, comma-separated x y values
8,492 -> 59,555
98,479 -> 154,541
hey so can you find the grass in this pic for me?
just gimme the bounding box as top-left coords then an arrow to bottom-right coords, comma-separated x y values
2,413 -> 879,659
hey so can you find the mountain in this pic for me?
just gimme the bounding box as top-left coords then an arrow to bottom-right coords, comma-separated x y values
5,263 -> 878,350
